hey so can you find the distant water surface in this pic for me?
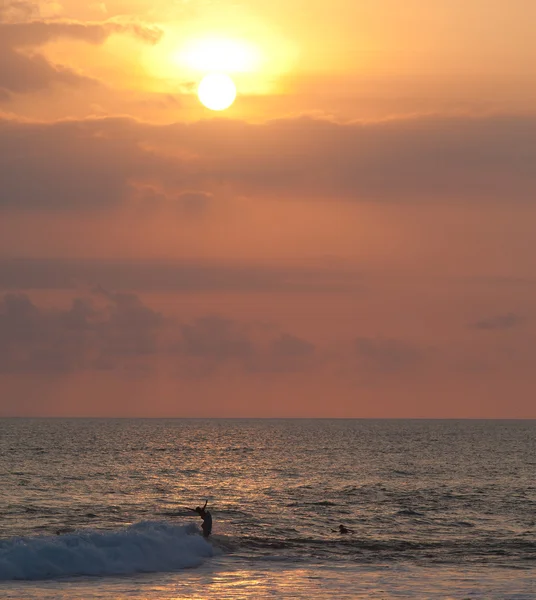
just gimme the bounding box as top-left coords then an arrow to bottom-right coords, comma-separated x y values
0,419 -> 534,598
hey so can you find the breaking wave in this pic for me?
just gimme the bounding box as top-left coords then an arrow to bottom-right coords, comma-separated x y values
0,521 -> 213,581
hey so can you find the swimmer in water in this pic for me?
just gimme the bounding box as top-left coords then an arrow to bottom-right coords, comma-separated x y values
339,524 -> 354,534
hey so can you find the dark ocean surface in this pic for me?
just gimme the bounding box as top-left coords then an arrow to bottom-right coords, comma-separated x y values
0,419 -> 534,598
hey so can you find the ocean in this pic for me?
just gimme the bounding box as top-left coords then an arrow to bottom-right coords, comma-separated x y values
0,418 -> 534,599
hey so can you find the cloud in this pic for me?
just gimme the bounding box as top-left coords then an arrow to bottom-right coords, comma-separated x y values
179,315 -> 254,360
0,113 -> 535,211
0,20 -> 162,94
250,333 -> 316,374
354,337 -> 422,374
176,191 -> 214,217
0,1 -> 38,22
270,333 -> 315,358
0,258 -> 356,293
474,312 -> 525,330
0,293 -> 92,373
129,185 -> 214,217
0,47 -> 97,94
0,20 -> 162,47
0,1 -> 64,22
173,317 -> 318,376
0,291 -> 317,375
0,291 -> 165,373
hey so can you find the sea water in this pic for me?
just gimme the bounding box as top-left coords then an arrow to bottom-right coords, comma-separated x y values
0,419 -> 534,598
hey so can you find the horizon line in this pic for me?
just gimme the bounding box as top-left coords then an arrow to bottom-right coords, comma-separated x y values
1,416 -> 534,421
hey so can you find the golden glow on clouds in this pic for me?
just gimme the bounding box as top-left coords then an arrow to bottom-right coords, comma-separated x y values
177,37 -> 262,74
142,12 -> 297,98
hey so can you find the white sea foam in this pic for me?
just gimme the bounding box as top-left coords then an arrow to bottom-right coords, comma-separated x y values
0,521 -> 213,581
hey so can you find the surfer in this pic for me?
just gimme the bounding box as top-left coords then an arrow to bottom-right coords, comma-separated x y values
191,499 -> 212,538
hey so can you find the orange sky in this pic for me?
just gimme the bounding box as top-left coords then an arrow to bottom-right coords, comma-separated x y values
1,0 -> 535,417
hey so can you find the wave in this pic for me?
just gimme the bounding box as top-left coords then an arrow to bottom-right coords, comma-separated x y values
0,520 -> 213,581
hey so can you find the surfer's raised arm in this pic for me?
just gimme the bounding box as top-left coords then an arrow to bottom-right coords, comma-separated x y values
193,499 -> 212,538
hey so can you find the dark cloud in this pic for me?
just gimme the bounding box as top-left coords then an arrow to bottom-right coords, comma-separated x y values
0,20 -> 162,94
0,113 -> 535,210
354,337 -> 422,374
0,119 -> 137,208
0,258 -> 355,293
0,20 -> 163,47
270,333 -> 315,358
131,186 -> 214,216
178,316 -> 255,361
93,286 -> 166,357
180,316 -> 252,359
133,93 -> 183,111
249,333 -> 316,374
0,291 -> 165,373
174,318 -> 317,376
474,312 -> 525,330
176,191 -> 214,217
0,46 -> 97,93
0,292 -> 316,375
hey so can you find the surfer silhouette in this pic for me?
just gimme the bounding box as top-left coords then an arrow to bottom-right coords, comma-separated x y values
191,500 -> 212,537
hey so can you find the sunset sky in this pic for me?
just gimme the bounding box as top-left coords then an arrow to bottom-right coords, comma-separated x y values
1,0 -> 535,417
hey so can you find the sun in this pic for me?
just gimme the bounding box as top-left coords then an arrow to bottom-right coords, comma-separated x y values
198,73 -> 237,111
